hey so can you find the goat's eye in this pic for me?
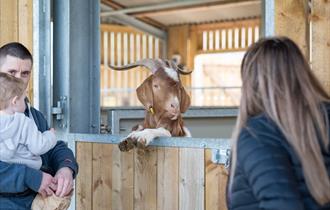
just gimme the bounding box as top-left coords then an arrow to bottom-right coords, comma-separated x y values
153,84 -> 159,88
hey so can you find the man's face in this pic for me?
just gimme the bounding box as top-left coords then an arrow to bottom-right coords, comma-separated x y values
0,55 -> 32,85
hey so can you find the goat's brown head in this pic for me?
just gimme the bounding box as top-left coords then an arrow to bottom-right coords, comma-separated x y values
110,59 -> 192,121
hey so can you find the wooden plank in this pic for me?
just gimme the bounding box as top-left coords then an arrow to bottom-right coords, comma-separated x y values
76,142 -> 93,210
191,18 -> 260,32
0,0 -> 18,45
18,0 -> 33,102
167,25 -> 191,87
101,24 -> 141,34
18,0 -> 33,52
205,149 -> 228,210
179,148 -> 204,210
157,148 -> 179,210
134,147 -> 157,210
275,0 -> 309,57
311,0 -> 330,93
92,143 -> 113,210
112,146 -> 134,210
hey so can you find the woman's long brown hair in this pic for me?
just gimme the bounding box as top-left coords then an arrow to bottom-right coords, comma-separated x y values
229,36 -> 330,205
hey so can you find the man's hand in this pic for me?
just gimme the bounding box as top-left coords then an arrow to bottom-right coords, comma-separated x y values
54,167 -> 73,197
38,172 -> 54,198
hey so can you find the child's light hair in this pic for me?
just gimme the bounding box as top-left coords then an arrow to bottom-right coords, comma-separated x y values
0,72 -> 26,110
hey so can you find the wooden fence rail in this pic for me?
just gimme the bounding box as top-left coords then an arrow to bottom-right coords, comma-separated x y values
73,136 -> 229,210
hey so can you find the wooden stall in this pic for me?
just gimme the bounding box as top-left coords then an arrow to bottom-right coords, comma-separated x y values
76,142 -> 228,210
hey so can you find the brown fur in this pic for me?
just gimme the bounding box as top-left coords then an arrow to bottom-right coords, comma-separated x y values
118,66 -> 190,151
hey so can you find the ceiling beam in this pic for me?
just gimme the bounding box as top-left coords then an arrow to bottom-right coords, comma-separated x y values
133,0 -> 260,18
101,0 -> 167,29
100,0 -> 259,17
101,2 -> 167,39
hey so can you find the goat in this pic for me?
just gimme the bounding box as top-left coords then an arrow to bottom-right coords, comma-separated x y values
109,59 -> 192,151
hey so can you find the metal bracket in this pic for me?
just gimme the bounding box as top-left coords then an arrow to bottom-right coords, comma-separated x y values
51,96 -> 66,121
211,148 -> 231,166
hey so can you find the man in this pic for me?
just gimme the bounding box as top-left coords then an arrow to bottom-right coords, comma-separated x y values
0,42 -> 78,209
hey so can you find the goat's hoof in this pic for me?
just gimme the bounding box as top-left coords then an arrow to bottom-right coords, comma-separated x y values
118,138 -> 135,152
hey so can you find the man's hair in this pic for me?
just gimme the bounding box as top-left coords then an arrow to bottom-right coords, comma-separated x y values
0,72 -> 26,110
0,42 -> 33,67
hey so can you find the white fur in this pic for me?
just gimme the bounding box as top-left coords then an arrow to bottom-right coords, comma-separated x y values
127,127 -> 171,145
164,67 -> 179,82
183,126 -> 192,137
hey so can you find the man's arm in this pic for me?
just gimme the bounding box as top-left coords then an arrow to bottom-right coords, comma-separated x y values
42,141 -> 78,178
0,160 -> 42,193
29,106 -> 78,177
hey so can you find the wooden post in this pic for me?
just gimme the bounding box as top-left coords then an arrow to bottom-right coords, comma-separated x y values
167,25 -> 192,87
275,0 -> 309,57
311,0 -> 330,93
0,0 -> 33,101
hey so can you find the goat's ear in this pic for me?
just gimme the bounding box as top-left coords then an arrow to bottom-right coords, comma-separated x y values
180,86 -> 190,113
136,76 -> 153,110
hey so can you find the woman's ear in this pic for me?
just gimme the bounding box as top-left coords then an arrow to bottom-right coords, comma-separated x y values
136,76 -> 154,111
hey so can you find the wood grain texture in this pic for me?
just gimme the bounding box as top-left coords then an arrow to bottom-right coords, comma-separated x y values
92,144 -> 113,210
0,0 -> 18,45
275,0 -> 309,57
205,149 -> 228,210
311,0 -> 330,93
76,142 -> 93,210
157,147 -> 179,210
179,148 -> 205,210
112,146 -> 134,210
134,147 -> 157,210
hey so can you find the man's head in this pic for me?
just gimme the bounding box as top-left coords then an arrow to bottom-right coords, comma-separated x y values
0,72 -> 27,112
0,42 -> 33,85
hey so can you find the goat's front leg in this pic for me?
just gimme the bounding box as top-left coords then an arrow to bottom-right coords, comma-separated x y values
118,125 -> 143,152
128,127 -> 171,148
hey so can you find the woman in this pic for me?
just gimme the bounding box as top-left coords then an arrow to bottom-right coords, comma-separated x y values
228,37 -> 330,210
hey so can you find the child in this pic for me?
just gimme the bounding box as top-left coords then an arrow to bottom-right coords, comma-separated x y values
0,72 -> 57,169
0,72 -> 71,210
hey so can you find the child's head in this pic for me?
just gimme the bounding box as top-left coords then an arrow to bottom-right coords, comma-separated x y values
0,72 -> 27,112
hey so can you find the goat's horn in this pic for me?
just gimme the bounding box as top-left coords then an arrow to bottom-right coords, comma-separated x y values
167,60 -> 193,75
109,59 -> 164,74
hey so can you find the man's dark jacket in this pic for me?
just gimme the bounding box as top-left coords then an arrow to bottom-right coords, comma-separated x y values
0,106 -> 78,210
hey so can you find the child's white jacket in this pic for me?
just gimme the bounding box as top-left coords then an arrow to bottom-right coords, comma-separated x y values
0,112 -> 56,169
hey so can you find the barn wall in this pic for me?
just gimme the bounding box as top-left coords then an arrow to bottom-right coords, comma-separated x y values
0,0 -> 33,100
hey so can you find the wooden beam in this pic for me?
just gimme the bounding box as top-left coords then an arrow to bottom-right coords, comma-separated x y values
191,18 -> 260,32
275,0 -> 309,57
101,0 -> 167,29
101,0 -> 124,10
132,0 -> 259,18
311,0 -> 330,93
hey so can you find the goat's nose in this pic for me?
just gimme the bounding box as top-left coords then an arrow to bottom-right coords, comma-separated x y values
170,103 -> 178,109
170,100 -> 179,112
